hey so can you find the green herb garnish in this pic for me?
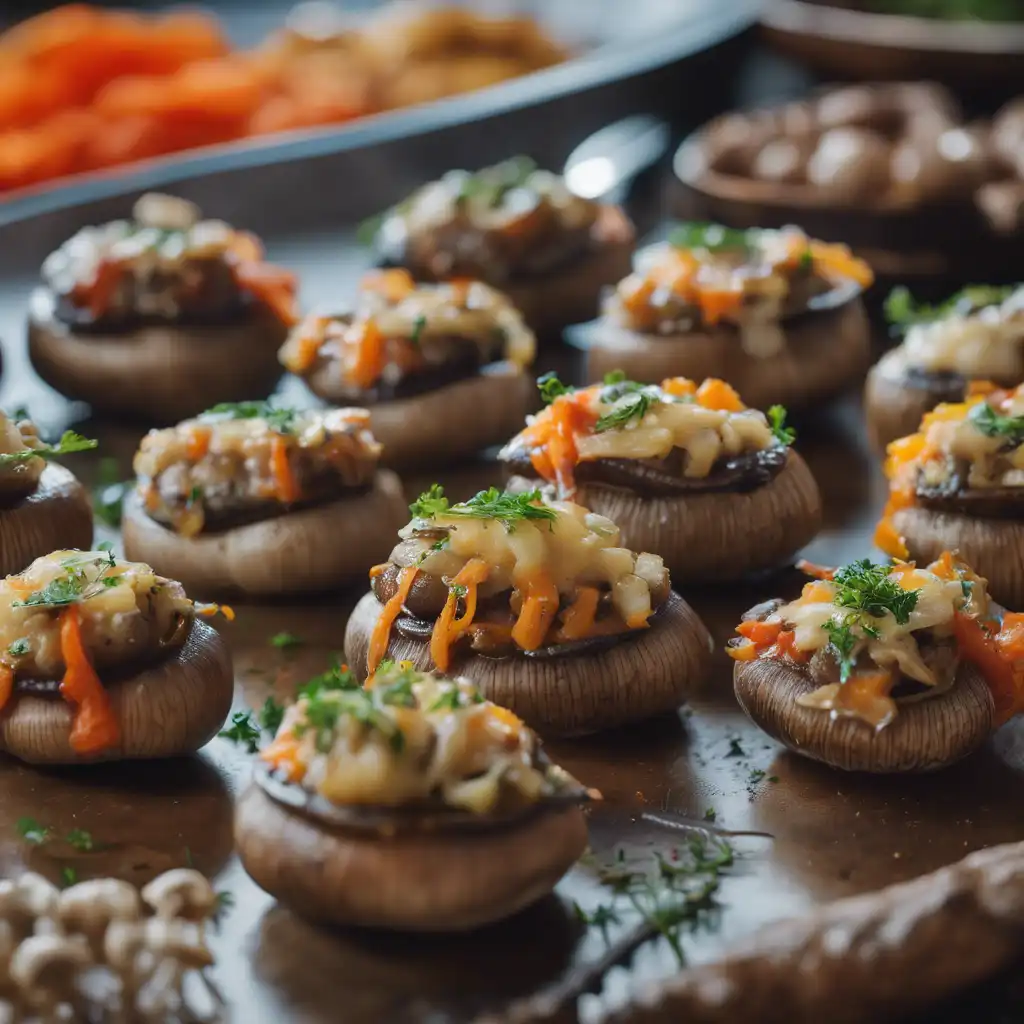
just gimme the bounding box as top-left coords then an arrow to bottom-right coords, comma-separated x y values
410,314 -> 427,347
726,738 -> 746,758
269,631 -> 302,651
203,401 -> 297,435
61,867 -> 78,888
832,559 -> 919,624
968,401 -> 1024,446
668,222 -> 752,255
822,617 -> 859,683
7,638 -> 29,657
767,405 -> 796,446
409,485 -> 557,531
409,483 -> 450,521
0,430 -> 97,467
884,284 -> 1017,334
594,389 -> 654,433
218,712 -> 261,753
298,658 -> 359,701
448,582 -> 468,599
65,828 -> 95,852
537,371 -> 573,404
258,697 -> 285,735
17,818 -> 52,845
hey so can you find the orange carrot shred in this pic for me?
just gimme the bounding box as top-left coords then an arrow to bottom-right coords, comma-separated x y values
59,606 -> 120,755
270,435 -> 299,505
368,566 -> 417,674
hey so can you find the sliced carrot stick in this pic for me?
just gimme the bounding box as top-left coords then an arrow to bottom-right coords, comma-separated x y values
511,571 -> 560,651
368,566 -> 418,674
270,436 -> 299,505
559,585 -> 599,641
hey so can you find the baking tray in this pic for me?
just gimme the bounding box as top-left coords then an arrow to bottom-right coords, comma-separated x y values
0,86 -> 1022,1024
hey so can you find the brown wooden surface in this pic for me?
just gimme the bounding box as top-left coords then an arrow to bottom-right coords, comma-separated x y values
0,232 -> 1022,1022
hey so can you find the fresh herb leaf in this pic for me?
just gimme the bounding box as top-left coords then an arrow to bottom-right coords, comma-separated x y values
355,212 -> 384,248
832,559 -> 919,624
595,392 -> 653,433
969,401 -> 1024,446
767,405 -> 796,446
17,818 -> 52,845
298,658 -> 359,701
203,401 -> 297,435
797,249 -> 814,270
0,430 -> 97,467
448,582 -> 468,599
823,617 -> 859,683
703,807 -> 717,821
427,685 -> 483,712
258,697 -> 285,735
749,768 -> 766,784
60,867 -> 78,888
884,284 -> 1016,334
409,483 -> 450,520
603,370 -> 627,385
537,371 -> 572,404
448,487 -> 558,529
65,829 -> 94,852
668,222 -> 752,255
269,631 -> 302,651
409,314 -> 427,347
218,711 -> 261,753
7,638 -> 29,657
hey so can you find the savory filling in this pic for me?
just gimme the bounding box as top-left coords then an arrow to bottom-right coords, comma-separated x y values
368,486 -> 670,671
877,383 -> 1024,558
369,157 -> 605,283
0,411 -> 96,499
605,223 -> 873,356
41,192 -> 297,331
878,285 -> 1024,382
499,372 -> 791,499
261,660 -> 584,816
0,549 -> 202,754
279,268 -> 535,401
133,403 -> 381,536
728,553 -> 1024,729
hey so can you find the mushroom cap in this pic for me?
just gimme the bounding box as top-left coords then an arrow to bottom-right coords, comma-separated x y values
863,363 -> 969,454
734,657 -> 995,773
234,780 -> 588,932
0,464 -> 93,578
499,205 -> 635,337
299,365 -> 534,471
344,589 -> 713,736
569,449 -> 822,584
10,933 -> 91,991
138,917 -> 214,967
58,879 -> 141,934
0,619 -> 233,765
7,875 -> 60,923
27,287 -> 289,425
140,869 -> 216,922
122,470 -> 408,598
893,506 -> 1024,610
585,294 -> 871,412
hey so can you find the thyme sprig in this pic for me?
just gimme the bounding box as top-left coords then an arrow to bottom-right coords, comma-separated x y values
408,485 -> 558,530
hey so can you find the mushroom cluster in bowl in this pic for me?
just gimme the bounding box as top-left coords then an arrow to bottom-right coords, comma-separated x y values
28,193 -> 298,424
364,157 -> 635,336
0,548 -> 233,765
499,372 -> 822,583
584,223 -> 873,410
0,410 -> 95,576
343,485 -> 712,736
234,660 -> 592,931
279,269 -> 537,468
876,382 -> 1024,607
729,553 -> 1024,772
866,284 -> 1024,451
121,402 -> 408,598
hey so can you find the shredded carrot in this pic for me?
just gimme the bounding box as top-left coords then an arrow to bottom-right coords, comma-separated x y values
195,601 -> 234,622
511,570 -> 560,652
73,258 -> 122,319
966,380 -> 1000,398
801,581 -> 835,604
185,425 -> 211,462
345,317 -> 387,391
232,260 -> 298,326
558,586 -> 600,641
874,516 -> 909,561
519,389 -> 599,499
430,588 -> 460,673
736,620 -> 783,646
695,378 -> 744,412
368,566 -> 417,674
726,640 -> 758,662
59,606 -> 120,755
260,733 -> 304,782
270,435 -> 299,505
0,665 -> 12,713
368,563 -> 388,579
807,241 -> 874,289
360,268 -> 415,303
770,630 -> 810,664
699,287 -> 744,327
796,559 -> 836,581
429,558 -> 490,673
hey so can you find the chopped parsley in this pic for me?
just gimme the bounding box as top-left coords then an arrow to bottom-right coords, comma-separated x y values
703,807 -> 717,821
884,284 -> 1016,334
269,631 -> 302,650
258,697 -> 285,734
17,818 -> 52,845
448,582 -> 468,599
537,371 -> 573,404
668,222 -> 752,255
968,401 -> 1024,446
65,828 -> 95,852
832,559 -> 918,624
409,485 -> 558,531
767,405 -> 796,446
298,658 -> 359,701
603,370 -> 627,385
797,249 -> 814,270
12,551 -> 122,609
7,638 -> 29,657
822,617 -> 859,683
60,867 -> 78,889
0,430 -> 97,467
428,685 -> 484,712
203,401 -> 297,435
218,712 -> 262,753
410,314 -> 427,347
453,155 -> 537,208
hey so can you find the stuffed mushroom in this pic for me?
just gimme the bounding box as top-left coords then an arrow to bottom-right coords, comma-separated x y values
121,402 -> 408,598
876,383 -> 1024,608
343,485 -> 713,735
499,372 -> 821,583
28,193 -> 298,424
279,269 -> 536,468
729,553 -> 1023,772
235,660 -> 591,931
0,548 -> 233,765
585,223 -> 874,411
365,156 -> 634,336
866,285 -> 1024,451
0,411 -> 95,577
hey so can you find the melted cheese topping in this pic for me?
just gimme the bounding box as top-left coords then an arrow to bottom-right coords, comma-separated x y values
279,269 -> 535,384
0,550 -> 193,679
502,376 -> 776,498
880,286 -> 1024,380
0,413 -> 45,492
262,664 -> 581,815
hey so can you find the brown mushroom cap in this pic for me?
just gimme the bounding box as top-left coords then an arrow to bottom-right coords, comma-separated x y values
0,619 -> 232,765
734,657 -> 995,773
502,205 -> 634,337
299,366 -> 534,471
0,464 -> 92,577
863,364 -> 970,453
122,470 -> 408,598
567,449 -> 821,584
344,589 -> 713,736
234,780 -> 587,932
584,296 -> 871,411
892,506 -> 1024,610
27,288 -> 289,425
